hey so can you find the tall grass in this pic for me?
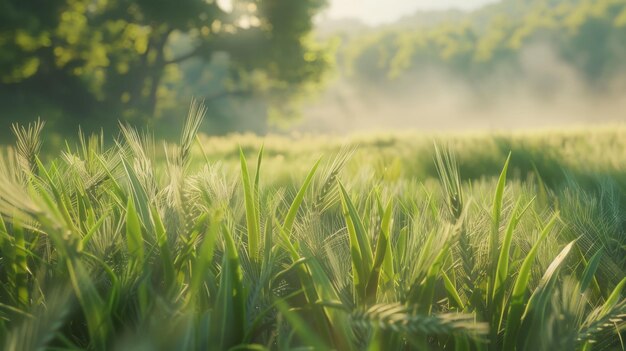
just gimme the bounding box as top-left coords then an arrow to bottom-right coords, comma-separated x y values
0,105 -> 624,350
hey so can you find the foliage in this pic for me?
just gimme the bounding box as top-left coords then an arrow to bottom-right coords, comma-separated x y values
338,0 -> 626,93
0,105 -> 625,350
0,0 -> 330,137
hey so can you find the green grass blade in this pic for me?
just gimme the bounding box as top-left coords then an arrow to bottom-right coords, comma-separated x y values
417,241 -> 450,314
282,157 -> 321,236
339,183 -> 373,302
150,205 -> 175,288
120,158 -> 153,233
365,199 -> 393,304
579,249 -> 603,294
78,213 -> 108,251
600,276 -> 626,316
519,240 -> 576,349
339,183 -> 374,273
13,223 -> 29,308
254,144 -> 264,194
494,198 -> 521,297
275,299 -> 330,351
35,157 -> 79,234
493,197 -> 535,330
189,214 -> 220,300
66,258 -> 110,350
125,196 -> 144,267
524,240 -> 576,313
503,213 -> 558,350
494,197 -> 534,296
443,271 -> 465,310
382,204 -> 395,284
488,152 -> 511,308
215,224 -> 246,349
240,147 -> 260,262
260,216 -> 273,282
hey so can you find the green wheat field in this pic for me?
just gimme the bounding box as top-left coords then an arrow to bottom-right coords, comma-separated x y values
1,104 -> 625,350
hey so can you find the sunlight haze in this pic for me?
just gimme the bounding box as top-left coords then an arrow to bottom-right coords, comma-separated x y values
323,0 -> 501,25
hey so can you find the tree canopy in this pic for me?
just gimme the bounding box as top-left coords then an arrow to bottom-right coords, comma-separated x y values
0,0 -> 330,138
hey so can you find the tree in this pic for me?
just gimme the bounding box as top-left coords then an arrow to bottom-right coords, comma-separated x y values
0,0 -> 329,137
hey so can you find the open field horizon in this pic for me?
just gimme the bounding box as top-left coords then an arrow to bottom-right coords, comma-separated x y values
195,123 -> 626,184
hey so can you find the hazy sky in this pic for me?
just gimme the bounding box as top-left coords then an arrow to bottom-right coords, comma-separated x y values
322,0 -> 500,25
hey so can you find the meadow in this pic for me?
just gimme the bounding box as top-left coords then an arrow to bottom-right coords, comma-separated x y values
0,104 -> 625,350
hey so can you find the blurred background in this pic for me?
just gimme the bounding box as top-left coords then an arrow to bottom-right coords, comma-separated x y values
1,0 -> 625,141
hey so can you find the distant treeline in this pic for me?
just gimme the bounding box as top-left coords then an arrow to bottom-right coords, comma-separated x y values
338,0 -> 626,90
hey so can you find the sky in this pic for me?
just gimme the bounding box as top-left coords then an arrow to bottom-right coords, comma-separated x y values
322,0 -> 501,25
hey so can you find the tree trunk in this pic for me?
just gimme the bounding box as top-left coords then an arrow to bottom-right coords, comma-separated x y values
146,27 -> 172,118
122,26 -> 171,122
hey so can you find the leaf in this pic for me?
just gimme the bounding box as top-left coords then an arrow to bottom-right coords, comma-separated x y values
365,199 -> 393,304
189,213 -> 220,300
275,299 -> 330,351
254,144 -> 264,194
494,197 -> 534,295
519,241 -> 576,350
493,197 -> 534,329
339,182 -> 374,302
579,249 -> 603,294
215,224 -> 246,349
488,152 -> 511,309
240,147 -> 260,261
125,196 -> 144,266
150,205 -> 175,288
503,213 -> 559,350
443,271 -> 465,310
282,157 -> 321,236
416,235 -> 451,314
525,240 -> 576,315
66,258 -> 110,350
600,276 -> 626,316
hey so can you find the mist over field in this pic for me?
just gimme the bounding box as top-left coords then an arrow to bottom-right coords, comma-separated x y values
299,42 -> 626,132
295,1 -> 626,133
